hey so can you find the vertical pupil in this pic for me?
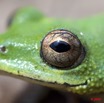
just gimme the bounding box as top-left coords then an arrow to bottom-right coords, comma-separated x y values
50,40 -> 71,53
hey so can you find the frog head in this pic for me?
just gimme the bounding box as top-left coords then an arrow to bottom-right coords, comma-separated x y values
0,7 -> 103,94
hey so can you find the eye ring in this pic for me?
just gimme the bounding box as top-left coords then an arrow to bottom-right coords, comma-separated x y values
40,29 -> 86,69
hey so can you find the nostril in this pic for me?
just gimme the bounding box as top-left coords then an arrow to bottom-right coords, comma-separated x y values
0,46 -> 6,53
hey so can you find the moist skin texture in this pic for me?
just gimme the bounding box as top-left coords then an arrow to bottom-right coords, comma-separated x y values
0,7 -> 104,94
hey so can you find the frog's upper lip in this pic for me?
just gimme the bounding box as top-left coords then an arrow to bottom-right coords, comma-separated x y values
45,78 -> 90,87
50,79 -> 89,88
0,70 -> 90,89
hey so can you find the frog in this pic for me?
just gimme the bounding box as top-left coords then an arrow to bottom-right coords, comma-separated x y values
0,7 -> 104,95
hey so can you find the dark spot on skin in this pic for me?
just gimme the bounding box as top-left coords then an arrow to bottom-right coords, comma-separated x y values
0,46 -> 6,53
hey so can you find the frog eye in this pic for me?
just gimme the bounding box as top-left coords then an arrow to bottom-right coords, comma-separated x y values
40,29 -> 86,69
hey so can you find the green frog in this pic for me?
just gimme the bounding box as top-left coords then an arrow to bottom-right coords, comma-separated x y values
0,7 -> 103,95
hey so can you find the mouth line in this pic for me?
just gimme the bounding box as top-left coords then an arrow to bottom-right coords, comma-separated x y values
63,79 -> 90,87
40,78 -> 90,88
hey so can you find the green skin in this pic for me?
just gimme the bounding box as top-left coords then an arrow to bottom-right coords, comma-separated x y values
0,7 -> 104,94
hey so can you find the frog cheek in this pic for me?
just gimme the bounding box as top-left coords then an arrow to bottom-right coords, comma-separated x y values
40,29 -> 86,70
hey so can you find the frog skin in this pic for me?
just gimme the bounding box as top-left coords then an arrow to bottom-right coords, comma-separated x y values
0,7 -> 103,94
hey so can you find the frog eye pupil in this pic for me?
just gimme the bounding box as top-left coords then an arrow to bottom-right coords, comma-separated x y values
50,40 -> 71,53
